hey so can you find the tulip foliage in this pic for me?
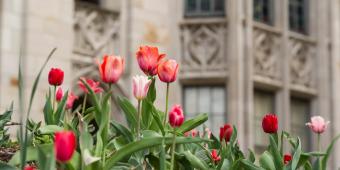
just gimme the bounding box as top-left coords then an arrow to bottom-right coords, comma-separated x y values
0,46 -> 339,170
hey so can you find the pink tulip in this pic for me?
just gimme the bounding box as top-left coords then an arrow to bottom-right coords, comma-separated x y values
56,87 -> 63,102
66,92 -> 78,110
132,75 -> 152,100
78,77 -> 103,94
169,105 -> 184,127
136,46 -> 165,76
97,55 -> 125,84
54,130 -> 76,162
306,116 -> 330,134
157,59 -> 179,83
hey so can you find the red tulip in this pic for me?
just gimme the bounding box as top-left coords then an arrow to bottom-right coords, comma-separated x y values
136,46 -> 165,76
56,87 -> 63,102
210,149 -> 221,164
48,68 -> 64,86
220,124 -> 233,143
157,59 -> 179,83
262,114 -> 278,134
97,55 -> 125,84
169,105 -> 184,127
54,130 -> 76,162
24,165 -> 36,170
78,77 -> 103,94
66,92 -> 78,110
284,154 -> 292,165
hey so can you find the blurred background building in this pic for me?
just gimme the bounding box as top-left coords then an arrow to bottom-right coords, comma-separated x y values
0,0 -> 340,168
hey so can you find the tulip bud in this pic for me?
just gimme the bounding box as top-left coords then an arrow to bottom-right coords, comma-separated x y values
97,55 -> 125,84
66,92 -> 78,110
168,105 -> 184,127
262,114 -> 278,134
48,68 -> 64,86
136,46 -> 165,76
78,77 -> 103,94
132,75 -> 152,100
157,59 -> 179,83
54,130 -> 76,162
24,165 -> 36,170
284,154 -> 292,165
219,124 -> 233,143
56,87 -> 63,102
306,116 -> 330,134
210,149 -> 221,164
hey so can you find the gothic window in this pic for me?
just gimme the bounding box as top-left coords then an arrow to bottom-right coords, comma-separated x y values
253,0 -> 274,25
290,97 -> 311,151
183,86 -> 226,134
289,0 -> 308,34
254,90 -> 275,154
184,0 -> 225,17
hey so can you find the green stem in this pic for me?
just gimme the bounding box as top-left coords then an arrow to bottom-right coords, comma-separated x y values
318,134 -> 321,170
137,100 -> 141,140
82,93 -> 87,114
163,83 -> 170,126
52,85 -> 56,112
170,128 -> 176,170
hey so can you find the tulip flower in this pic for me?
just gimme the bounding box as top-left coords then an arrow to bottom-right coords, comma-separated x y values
169,105 -> 184,128
205,127 -> 212,139
54,130 -> 76,162
66,92 -> 78,110
184,129 -> 198,137
97,55 -> 125,84
211,149 -> 221,164
56,87 -> 63,102
220,124 -> 233,143
78,77 -> 103,94
132,75 -> 152,100
48,68 -> 64,86
262,114 -> 278,134
136,46 -> 165,76
169,104 -> 185,170
24,165 -> 36,170
284,154 -> 292,165
306,116 -> 330,134
157,59 -> 179,83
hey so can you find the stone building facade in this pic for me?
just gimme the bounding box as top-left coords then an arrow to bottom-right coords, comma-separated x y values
0,0 -> 340,168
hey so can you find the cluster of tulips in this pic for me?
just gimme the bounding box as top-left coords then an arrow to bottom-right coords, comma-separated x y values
1,46 -> 339,170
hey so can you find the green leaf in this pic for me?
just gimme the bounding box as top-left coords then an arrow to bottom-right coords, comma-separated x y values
150,108 -> 165,135
37,144 -> 56,170
291,138 -> 301,170
9,144 -> 53,166
241,159 -> 265,170
269,135 -> 284,170
54,91 -> 68,126
248,149 -> 256,163
0,162 -> 16,170
104,137 -> 206,169
38,125 -> 64,135
182,151 -> 209,169
321,134 -> 340,170
259,151 -> 275,170
146,77 -> 156,103
177,113 -> 208,134
141,100 -> 152,129
111,121 -> 134,142
79,78 -> 102,123
43,88 -> 53,125
117,96 -> 137,131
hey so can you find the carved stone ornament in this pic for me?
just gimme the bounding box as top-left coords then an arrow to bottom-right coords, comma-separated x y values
289,38 -> 315,87
253,28 -> 280,80
180,22 -> 227,73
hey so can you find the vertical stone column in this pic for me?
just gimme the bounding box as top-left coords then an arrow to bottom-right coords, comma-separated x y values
227,0 -> 245,149
330,0 -> 340,168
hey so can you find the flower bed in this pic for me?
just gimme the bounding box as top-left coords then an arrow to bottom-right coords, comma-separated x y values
0,46 -> 338,170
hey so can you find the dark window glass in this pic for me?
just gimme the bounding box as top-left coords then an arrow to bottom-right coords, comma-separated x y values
79,0 -> 100,5
184,0 -> 225,17
289,0 -> 308,34
183,86 -> 226,134
253,0 -> 274,25
290,97 -> 311,151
